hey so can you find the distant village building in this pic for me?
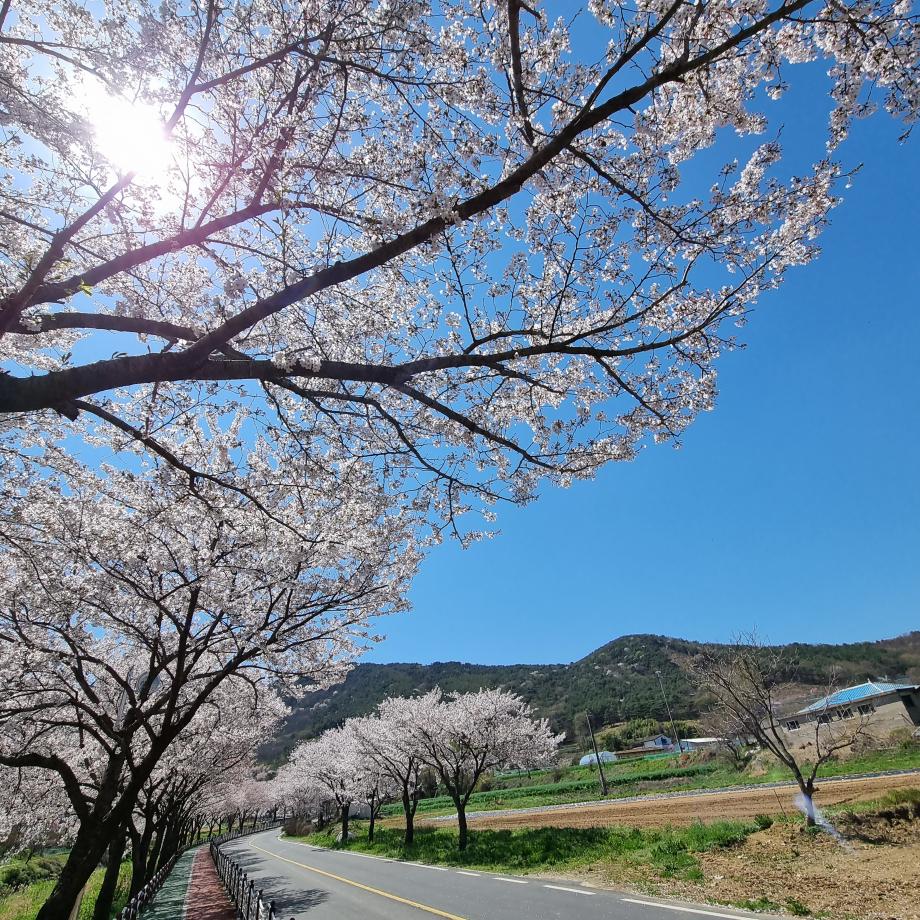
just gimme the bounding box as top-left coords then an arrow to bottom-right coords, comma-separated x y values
614,735 -> 676,760
641,733 -> 673,749
775,680 -> 920,746
679,737 -> 723,752
579,750 -> 617,766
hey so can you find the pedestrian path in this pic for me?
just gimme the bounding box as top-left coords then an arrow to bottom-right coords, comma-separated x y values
138,849 -> 195,920
140,847 -> 235,920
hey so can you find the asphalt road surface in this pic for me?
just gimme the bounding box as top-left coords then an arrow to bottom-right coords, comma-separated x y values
222,830 -> 766,920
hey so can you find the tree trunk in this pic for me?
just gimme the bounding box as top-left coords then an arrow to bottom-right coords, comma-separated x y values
92,832 -> 127,920
340,803 -> 350,844
35,824 -> 111,920
800,778 -> 817,827
35,761 -> 134,920
368,809 -> 376,843
402,788 -> 415,847
130,820 -> 152,899
456,803 -> 468,851
156,820 -> 179,872
145,824 -> 164,880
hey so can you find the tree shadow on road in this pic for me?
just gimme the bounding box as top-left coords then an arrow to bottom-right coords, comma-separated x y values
217,846 -> 330,915
262,884 -> 329,916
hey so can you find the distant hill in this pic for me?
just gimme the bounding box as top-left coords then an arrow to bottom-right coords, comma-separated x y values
262,631 -> 920,761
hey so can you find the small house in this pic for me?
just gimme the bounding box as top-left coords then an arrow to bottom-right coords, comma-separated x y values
775,680 -> 920,745
641,733 -> 673,749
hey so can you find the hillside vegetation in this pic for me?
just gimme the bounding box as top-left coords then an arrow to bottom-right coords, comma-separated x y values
263,632 -> 920,760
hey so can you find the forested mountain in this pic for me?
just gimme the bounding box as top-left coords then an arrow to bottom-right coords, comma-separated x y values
262,632 -> 920,761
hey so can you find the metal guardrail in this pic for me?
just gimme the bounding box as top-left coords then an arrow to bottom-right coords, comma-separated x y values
209,819 -> 283,847
211,821 -> 290,920
115,854 -> 177,920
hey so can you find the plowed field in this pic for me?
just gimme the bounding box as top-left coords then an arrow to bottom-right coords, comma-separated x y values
451,773 -> 920,830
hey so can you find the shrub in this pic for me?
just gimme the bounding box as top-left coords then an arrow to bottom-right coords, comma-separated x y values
736,896 -> 781,911
889,728 -> 920,751
754,814 -> 774,830
0,865 -> 26,889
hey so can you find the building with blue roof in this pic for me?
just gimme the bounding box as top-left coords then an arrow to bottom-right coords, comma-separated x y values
797,681 -> 919,715
776,679 -> 920,745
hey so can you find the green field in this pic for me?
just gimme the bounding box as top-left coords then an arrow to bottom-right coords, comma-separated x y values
380,746 -> 920,818
0,857 -> 131,920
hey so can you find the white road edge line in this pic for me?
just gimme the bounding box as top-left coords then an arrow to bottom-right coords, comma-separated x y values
407,862 -> 448,871
622,898 -> 755,918
495,877 -> 527,884
544,885 -> 593,895
285,840 -> 396,864
456,871 -> 480,877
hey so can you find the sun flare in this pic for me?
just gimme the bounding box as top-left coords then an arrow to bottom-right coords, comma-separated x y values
81,84 -> 173,178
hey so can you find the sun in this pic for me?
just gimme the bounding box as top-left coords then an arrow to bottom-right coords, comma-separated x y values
80,83 -> 174,179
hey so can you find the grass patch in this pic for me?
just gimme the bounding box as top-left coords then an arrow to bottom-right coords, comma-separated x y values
0,861 -> 131,920
734,896 -> 782,911
827,785 -> 920,817
292,818 -> 758,882
0,881 -> 56,920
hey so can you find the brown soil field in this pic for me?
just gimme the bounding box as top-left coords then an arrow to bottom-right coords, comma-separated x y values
449,774 -> 920,831
549,804 -> 920,920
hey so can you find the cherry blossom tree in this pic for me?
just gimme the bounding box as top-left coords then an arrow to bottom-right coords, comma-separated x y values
0,467 -> 416,920
355,692 -> 442,845
0,0 -> 917,544
222,778 -> 275,835
350,739 -> 400,844
283,716 -> 404,843
283,723 -> 365,842
413,688 -> 561,850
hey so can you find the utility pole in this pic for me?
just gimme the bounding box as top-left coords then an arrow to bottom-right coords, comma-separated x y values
585,712 -> 609,796
655,670 -> 683,754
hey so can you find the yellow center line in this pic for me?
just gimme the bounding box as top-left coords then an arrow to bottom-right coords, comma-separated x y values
249,842 -> 469,920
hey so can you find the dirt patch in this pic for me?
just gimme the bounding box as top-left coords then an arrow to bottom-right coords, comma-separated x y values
663,810 -> 920,919
455,774 -> 920,831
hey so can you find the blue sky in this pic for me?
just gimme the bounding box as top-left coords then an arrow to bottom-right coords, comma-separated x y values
367,75 -> 920,666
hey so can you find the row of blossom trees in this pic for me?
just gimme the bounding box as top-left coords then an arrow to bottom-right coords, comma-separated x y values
0,464 -> 416,919
279,688 -> 561,850
0,672 -> 286,920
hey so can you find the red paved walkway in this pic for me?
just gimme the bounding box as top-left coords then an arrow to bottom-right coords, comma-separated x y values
186,848 -> 237,920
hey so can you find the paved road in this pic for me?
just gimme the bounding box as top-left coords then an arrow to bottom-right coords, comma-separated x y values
223,830 -> 765,920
